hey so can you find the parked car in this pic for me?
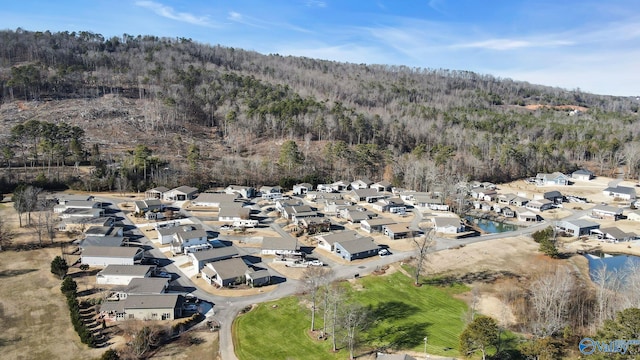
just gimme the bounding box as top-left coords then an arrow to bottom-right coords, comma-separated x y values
155,271 -> 172,279
308,260 -> 323,267
378,249 -> 391,257
220,225 -> 232,230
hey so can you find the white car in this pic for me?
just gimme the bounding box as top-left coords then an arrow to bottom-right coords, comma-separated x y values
220,225 -> 232,231
378,249 -> 390,257
308,260 -> 324,267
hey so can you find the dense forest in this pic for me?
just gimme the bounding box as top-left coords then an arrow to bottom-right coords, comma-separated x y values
0,29 -> 639,192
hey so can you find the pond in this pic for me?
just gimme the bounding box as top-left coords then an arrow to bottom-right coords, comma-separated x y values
464,216 -> 519,233
585,253 -> 640,283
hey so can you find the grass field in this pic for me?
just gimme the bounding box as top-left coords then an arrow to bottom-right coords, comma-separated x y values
234,272 -> 469,359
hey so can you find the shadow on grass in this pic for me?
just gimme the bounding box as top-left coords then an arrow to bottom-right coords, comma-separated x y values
422,270 -> 518,286
0,268 -> 37,278
369,301 -> 419,322
365,321 -> 432,349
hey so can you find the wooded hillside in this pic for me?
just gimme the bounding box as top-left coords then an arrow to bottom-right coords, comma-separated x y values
1,29 -> 639,192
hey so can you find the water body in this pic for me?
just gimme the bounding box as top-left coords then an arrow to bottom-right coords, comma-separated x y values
464,216 -> 519,233
585,253 -> 640,283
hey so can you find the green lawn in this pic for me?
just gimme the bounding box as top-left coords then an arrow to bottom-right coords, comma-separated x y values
234,272 -> 469,359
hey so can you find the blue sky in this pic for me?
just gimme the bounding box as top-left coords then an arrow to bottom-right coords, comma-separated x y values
2,0 -> 638,96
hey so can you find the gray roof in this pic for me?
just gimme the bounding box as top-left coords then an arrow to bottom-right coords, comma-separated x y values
174,228 -> 208,243
318,230 -> 360,244
62,216 -> 114,226
604,186 -> 636,196
193,192 -> 240,205
148,186 -> 169,193
246,269 -> 271,280
219,204 -> 250,218
373,180 -> 392,187
80,236 -> 126,248
544,190 -> 563,198
565,219 -> 600,228
123,278 -> 169,295
62,208 -> 103,216
82,246 -> 142,258
362,218 -> 396,227
336,237 -> 379,255
98,265 -> 154,277
352,188 -> 382,198
294,183 -> 313,189
433,217 -> 461,228
158,224 -> 203,237
573,169 -> 594,175
599,227 -> 632,240
121,294 -> 181,310
262,237 -> 298,251
85,226 -> 121,237
190,246 -> 239,262
172,185 -> 199,194
383,223 -> 412,234
345,211 -> 370,222
592,205 -> 623,214
64,200 -> 99,208
208,258 -> 249,280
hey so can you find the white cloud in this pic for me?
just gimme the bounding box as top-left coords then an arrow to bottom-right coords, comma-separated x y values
305,0 -> 327,8
135,1 -> 216,27
453,38 -> 574,50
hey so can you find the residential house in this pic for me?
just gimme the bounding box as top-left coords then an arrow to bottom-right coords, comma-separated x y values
371,198 -> 406,213
383,223 -> 413,240
481,182 -> 496,190
245,269 -> 271,287
501,207 -> 515,218
340,207 -> 376,224
602,185 -> 637,201
299,217 -> 331,234
145,186 -> 169,200
114,278 -> 169,299
155,223 -> 193,245
413,195 -> 449,211
370,180 -> 392,192
53,200 -> 101,214
591,205 -> 624,220
334,237 -> 380,261
351,178 -> 373,190
316,230 -> 360,252
276,198 -> 304,212
281,205 -> 318,223
304,191 -> 320,201
517,210 -> 540,222
323,199 -> 353,215
261,237 -> 299,255
525,199 -> 554,212
170,224 -> 209,255
361,218 -> 396,233
189,246 -> 239,271
78,236 -> 128,250
432,217 -> 464,234
556,219 -> 600,237
81,246 -> 144,267
572,169 -> 595,181
224,185 -> 256,199
59,208 -> 104,219
85,225 -> 124,237
627,210 -> 640,222
163,186 -> 198,201
592,227 -> 637,242
259,185 -> 282,196
293,183 -> 313,195
99,294 -> 183,321
348,188 -> 386,203
497,194 -> 517,205
201,258 -> 249,287
191,192 -> 240,207
218,204 -> 251,223
134,199 -> 165,213
479,189 -> 498,202
329,180 -> 350,192
57,216 -> 114,232
510,196 -> 530,207
543,190 -> 564,204
536,172 -> 571,186
96,265 -> 154,285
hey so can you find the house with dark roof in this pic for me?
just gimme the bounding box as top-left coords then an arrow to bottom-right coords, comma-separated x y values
371,197 -> 406,213
603,185 -> 637,201
334,237 -> 380,261
525,198 -> 554,212
201,258 -> 250,287
78,235 -> 128,250
99,294 -> 183,321
96,265 -> 155,285
85,225 -> 124,237
134,199 -> 165,213
592,227 -> 638,242
189,246 -> 239,271
81,246 -> 144,267
543,190 -> 564,204
348,188 -> 386,203
298,217 -> 331,234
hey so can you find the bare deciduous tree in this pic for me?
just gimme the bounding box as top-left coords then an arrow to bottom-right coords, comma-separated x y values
410,228 -> 435,286
528,266 -> 575,337
0,217 -> 14,251
301,266 -> 330,332
341,302 -> 370,360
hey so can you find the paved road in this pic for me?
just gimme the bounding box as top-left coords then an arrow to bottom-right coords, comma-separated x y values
92,194 -> 590,360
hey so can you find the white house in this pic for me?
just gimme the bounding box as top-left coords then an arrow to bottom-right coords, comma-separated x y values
261,237 -> 299,255
293,183 -> 313,195
96,265 -> 154,285
316,230 -> 360,252
602,185 -> 637,201
170,224 -> 209,255
81,246 -> 144,267
432,217 -> 464,234
191,192 -> 240,207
